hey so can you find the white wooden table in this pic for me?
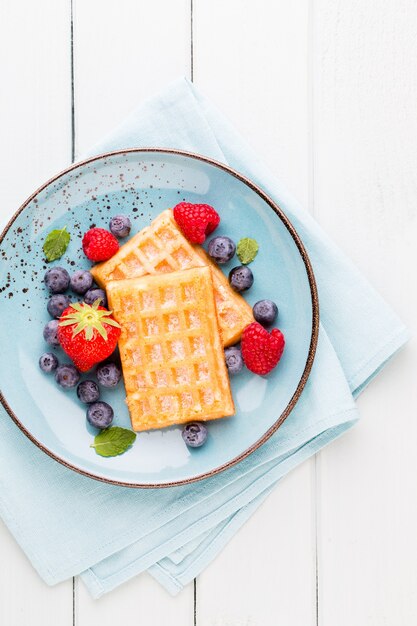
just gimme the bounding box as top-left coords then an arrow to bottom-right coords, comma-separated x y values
1,1 -> 416,624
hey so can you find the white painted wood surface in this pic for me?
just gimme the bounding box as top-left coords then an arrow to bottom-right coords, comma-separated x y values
0,1 -> 416,624
0,1 -> 73,625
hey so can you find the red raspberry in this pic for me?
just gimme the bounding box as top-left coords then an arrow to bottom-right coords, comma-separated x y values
173,202 -> 220,244
241,322 -> 285,375
82,228 -> 119,262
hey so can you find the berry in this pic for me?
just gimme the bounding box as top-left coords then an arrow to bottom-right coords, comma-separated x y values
87,401 -> 114,429
82,228 -> 119,262
47,294 -> 71,318
253,300 -> 278,326
43,320 -> 60,346
77,380 -> 100,404
70,270 -> 93,295
44,267 -> 70,294
241,322 -> 285,375
55,363 -> 80,388
84,288 -> 107,307
58,301 -> 121,372
182,422 -> 208,448
229,266 -> 254,292
224,346 -> 243,374
173,202 -> 220,244
110,215 -> 131,238
39,352 -> 59,373
207,236 -> 236,264
96,362 -> 121,388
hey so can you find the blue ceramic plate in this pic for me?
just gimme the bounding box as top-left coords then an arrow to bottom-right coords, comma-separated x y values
0,149 -> 318,487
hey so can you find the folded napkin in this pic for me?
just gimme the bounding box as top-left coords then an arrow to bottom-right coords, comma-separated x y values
0,78 -> 408,597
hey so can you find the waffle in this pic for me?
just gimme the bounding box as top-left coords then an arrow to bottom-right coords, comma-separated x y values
106,266 -> 235,432
91,209 -> 253,346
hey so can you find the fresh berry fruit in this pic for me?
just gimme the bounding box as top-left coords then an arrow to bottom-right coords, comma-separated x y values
43,320 -> 60,346
96,362 -> 122,388
44,267 -> 70,293
77,380 -> 100,404
173,202 -> 220,244
82,228 -> 119,262
241,322 -> 285,375
110,215 -> 131,238
84,288 -> 107,307
182,422 -> 208,448
58,300 -> 121,372
39,352 -> 59,373
55,363 -> 80,388
229,266 -> 254,292
224,346 -> 244,374
87,401 -> 114,429
70,270 -> 93,295
47,294 -> 71,318
253,299 -> 278,326
207,236 -> 236,264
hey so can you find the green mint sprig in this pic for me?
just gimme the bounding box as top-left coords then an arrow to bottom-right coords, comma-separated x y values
236,237 -> 259,264
43,226 -> 70,261
91,426 -> 137,457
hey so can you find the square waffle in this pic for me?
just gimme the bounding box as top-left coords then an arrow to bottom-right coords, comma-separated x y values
106,266 -> 235,431
91,209 -> 253,346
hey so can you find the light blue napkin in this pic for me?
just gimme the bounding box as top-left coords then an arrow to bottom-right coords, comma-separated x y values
0,78 -> 408,597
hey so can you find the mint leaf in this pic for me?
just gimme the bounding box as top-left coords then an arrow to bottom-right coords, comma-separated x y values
43,226 -> 70,262
91,427 -> 136,457
236,238 -> 259,264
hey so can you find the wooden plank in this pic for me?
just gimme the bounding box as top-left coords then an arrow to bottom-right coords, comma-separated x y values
0,0 -> 71,214
313,1 -> 417,624
0,0 -> 72,214
193,0 -> 311,208
73,0 -> 192,156
194,2 -> 316,625
75,573 -> 194,626
73,0 -> 195,621
0,520 -> 73,626
0,0 -> 73,624
197,464 -> 316,626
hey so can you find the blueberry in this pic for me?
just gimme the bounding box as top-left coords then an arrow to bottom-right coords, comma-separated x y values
43,320 -> 60,346
55,363 -> 80,388
110,215 -> 131,238
77,380 -> 100,403
44,267 -> 70,294
47,294 -> 71,318
229,266 -> 254,292
87,401 -> 114,429
207,236 -> 236,264
224,346 -> 243,374
96,362 -> 121,388
253,299 -> 278,326
84,288 -> 107,307
182,422 -> 208,448
39,352 -> 59,373
70,270 -> 93,295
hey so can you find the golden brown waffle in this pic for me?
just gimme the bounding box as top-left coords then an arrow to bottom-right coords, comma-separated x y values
91,209 -> 253,346
107,267 -> 235,432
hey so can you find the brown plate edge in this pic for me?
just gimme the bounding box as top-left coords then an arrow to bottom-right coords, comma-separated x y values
0,147 -> 320,489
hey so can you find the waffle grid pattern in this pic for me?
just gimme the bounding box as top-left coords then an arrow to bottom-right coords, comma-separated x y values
107,267 -> 234,431
91,209 -> 253,346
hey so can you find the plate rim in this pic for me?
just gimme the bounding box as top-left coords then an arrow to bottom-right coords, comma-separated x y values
0,147 -> 319,488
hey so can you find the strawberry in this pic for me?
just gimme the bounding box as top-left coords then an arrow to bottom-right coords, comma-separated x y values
58,300 -> 121,372
173,202 -> 220,244
241,322 -> 285,375
82,227 -> 119,261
